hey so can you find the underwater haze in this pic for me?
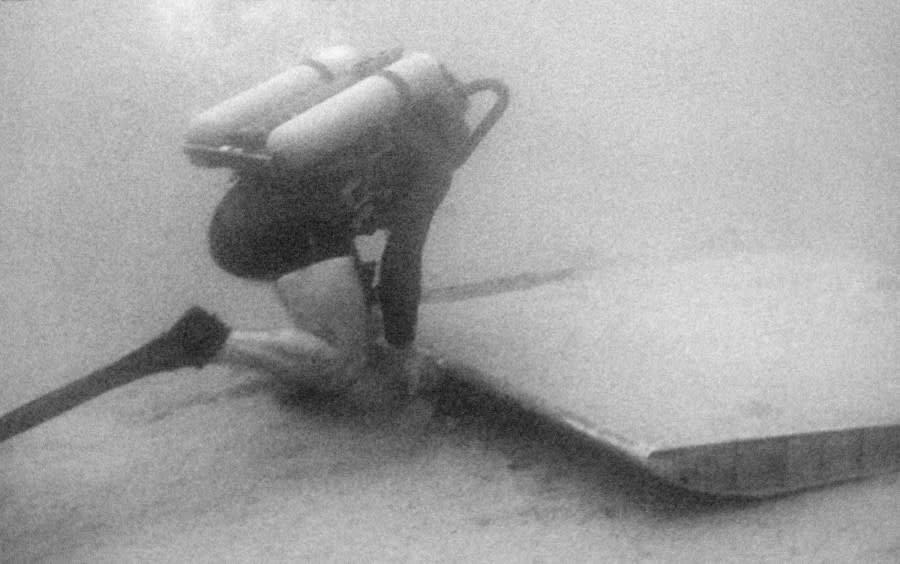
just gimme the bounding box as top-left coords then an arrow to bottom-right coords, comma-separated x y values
3,0 -> 900,400
2,0 -> 900,561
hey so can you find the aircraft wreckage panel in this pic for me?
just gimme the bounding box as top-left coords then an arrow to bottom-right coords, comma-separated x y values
417,251 -> 900,496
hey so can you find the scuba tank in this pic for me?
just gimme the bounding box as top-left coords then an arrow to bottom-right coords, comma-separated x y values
185,45 -> 368,150
267,52 -> 452,170
183,46 -> 509,173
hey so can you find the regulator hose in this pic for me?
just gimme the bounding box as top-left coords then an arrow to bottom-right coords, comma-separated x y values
455,78 -> 510,167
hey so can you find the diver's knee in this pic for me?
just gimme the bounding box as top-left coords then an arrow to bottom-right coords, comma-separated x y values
276,257 -> 368,352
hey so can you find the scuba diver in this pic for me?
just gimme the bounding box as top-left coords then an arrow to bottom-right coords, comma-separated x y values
179,60 -> 474,395
0,47 -> 508,442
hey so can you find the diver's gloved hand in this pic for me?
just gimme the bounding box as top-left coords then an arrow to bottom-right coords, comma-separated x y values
399,344 -> 444,397
372,341 -> 444,397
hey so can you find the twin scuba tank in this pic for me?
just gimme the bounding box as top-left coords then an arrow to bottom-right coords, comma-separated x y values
184,46 -> 509,173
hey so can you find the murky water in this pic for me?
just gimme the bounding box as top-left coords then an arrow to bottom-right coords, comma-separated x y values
3,0 -> 899,396
2,1 -> 899,560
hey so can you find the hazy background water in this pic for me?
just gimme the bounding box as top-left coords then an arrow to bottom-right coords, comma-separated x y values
2,0 -> 899,407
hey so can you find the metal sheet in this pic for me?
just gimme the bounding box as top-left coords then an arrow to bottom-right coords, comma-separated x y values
418,251 -> 900,496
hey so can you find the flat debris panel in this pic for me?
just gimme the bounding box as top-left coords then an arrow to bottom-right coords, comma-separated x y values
417,251 -> 900,496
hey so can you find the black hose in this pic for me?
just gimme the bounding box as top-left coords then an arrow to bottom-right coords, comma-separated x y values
455,78 -> 510,167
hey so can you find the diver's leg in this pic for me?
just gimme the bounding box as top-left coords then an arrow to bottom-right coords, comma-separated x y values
164,307 -> 346,389
213,327 -> 343,382
273,256 -> 369,390
200,258 -> 368,392
167,258 -> 368,392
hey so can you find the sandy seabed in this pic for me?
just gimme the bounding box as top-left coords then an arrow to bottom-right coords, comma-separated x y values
2,359 -> 900,562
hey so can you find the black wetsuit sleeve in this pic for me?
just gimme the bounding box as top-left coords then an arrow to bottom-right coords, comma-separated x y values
378,172 -> 452,347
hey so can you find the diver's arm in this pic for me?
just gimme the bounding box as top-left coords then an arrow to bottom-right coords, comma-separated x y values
373,91 -> 467,390
378,172 -> 452,347
376,93 -> 465,346
378,240 -> 423,347
374,172 -> 451,396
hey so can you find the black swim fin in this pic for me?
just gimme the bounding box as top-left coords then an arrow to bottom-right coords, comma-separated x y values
0,307 -> 230,443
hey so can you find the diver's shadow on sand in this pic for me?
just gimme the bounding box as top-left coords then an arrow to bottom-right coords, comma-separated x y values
435,377 -> 769,515
262,372 -> 767,517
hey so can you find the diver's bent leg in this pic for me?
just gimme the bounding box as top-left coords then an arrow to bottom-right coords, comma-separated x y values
212,328 -> 349,391
167,305 -> 359,392
274,256 -> 369,389
164,259 -> 369,392
275,256 -> 368,346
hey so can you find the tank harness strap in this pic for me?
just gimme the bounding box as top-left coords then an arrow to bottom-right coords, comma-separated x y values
299,58 -> 336,81
342,133 -> 397,235
333,68 -> 415,235
376,69 -> 414,109
351,46 -> 404,78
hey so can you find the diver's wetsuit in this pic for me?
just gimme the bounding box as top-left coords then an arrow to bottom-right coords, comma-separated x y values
208,97 -> 467,347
